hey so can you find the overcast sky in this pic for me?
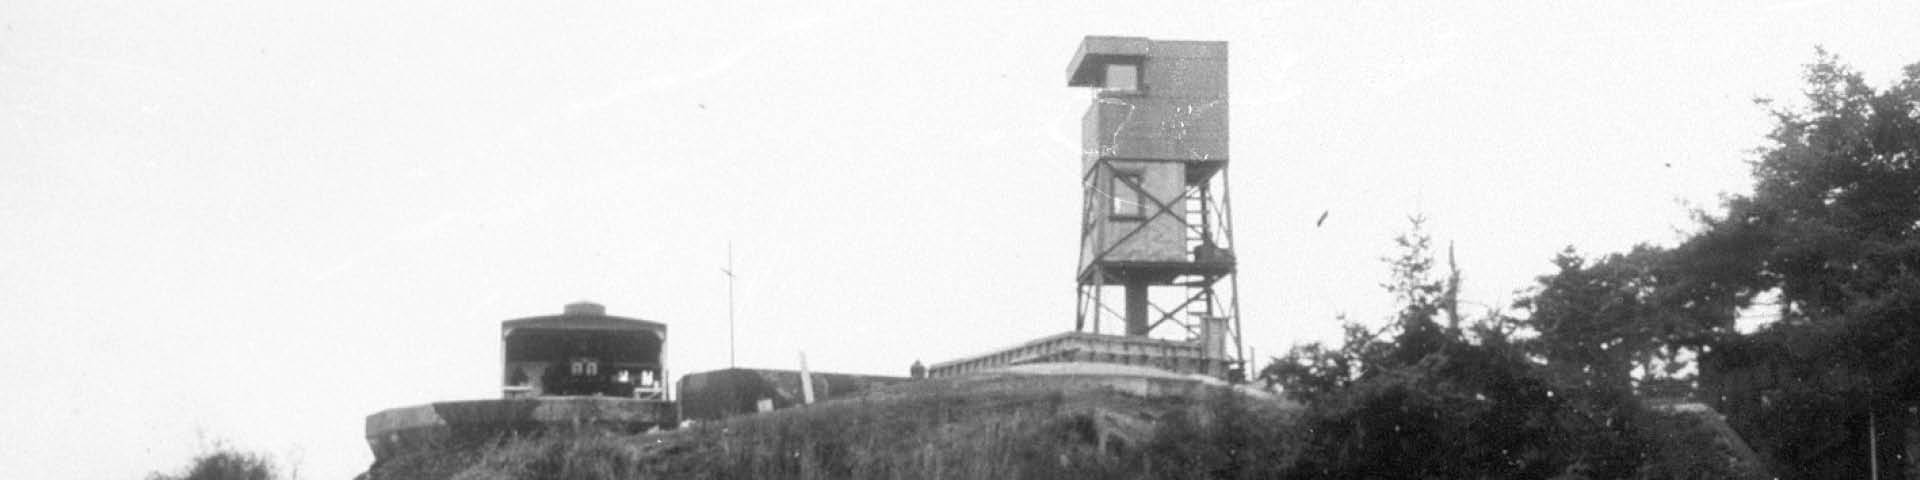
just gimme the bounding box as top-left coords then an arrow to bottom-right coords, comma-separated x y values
5,1 -> 1919,478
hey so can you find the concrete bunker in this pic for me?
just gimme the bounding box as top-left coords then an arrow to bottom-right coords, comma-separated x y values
366,301 -> 677,465
502,301 -> 667,399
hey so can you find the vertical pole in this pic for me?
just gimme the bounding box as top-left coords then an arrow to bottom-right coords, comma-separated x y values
662,332 -> 671,402
1249,346 -> 1257,380
799,351 -> 815,405
1872,408 -> 1880,480
1222,168 -> 1245,373
1075,285 -> 1086,332
1076,178 -> 1093,333
1090,161 -> 1107,336
1125,278 -> 1150,336
500,328 -> 508,398
724,242 -> 736,369
1092,268 -> 1106,335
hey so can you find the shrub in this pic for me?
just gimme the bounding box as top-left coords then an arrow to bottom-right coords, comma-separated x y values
148,447 -> 278,480
1143,389 -> 1302,480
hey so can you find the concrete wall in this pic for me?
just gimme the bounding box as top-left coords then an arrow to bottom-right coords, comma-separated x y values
676,368 -> 912,421
364,397 -> 676,463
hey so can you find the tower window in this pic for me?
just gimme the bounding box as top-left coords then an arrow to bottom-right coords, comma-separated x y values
1112,173 -> 1146,219
1105,64 -> 1139,92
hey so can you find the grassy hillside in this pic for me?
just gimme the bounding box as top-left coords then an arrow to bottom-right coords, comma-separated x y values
357,367 -> 1758,479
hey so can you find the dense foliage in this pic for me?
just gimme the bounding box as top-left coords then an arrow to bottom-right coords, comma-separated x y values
1684,51 -> 1920,478
1142,389 -> 1301,480
1263,219 -> 1722,479
1266,51 -> 1920,479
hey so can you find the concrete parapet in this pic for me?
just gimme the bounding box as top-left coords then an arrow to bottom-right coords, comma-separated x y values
927,331 -> 1228,379
887,362 -> 1284,408
364,397 -> 676,463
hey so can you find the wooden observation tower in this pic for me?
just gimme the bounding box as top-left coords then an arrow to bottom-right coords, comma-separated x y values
1068,36 -> 1241,377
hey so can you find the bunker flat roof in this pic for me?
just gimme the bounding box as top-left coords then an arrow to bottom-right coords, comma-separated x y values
501,314 -> 665,332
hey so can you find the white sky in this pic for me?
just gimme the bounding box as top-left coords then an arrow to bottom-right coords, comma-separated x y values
4,1 -> 1918,478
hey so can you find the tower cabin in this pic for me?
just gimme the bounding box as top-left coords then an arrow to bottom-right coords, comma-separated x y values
501,302 -> 667,400
1070,36 -> 1235,339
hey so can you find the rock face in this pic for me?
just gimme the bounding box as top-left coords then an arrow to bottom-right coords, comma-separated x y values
363,396 -> 677,463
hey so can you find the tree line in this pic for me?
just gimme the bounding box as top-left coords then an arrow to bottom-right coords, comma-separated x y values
1262,51 -> 1920,479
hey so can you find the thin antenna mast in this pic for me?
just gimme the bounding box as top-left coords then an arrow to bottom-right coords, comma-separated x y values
722,242 -> 736,368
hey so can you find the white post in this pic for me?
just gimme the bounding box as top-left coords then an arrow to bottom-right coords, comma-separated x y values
799,351 -> 816,405
1871,408 -> 1880,480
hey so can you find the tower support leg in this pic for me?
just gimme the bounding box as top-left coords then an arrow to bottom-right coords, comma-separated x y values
1125,278 -> 1150,336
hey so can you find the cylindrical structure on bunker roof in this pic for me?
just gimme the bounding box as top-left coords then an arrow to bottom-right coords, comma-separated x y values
500,301 -> 669,400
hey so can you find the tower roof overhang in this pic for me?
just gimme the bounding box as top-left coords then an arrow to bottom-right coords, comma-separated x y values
1067,36 -> 1151,87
